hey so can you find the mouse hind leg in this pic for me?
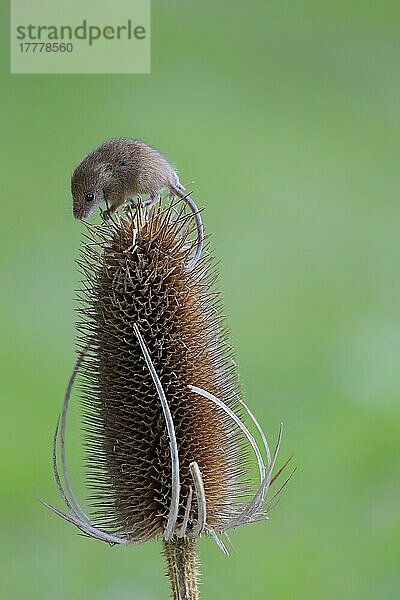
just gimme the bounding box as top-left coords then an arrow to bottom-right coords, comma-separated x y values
143,191 -> 160,207
128,191 -> 160,208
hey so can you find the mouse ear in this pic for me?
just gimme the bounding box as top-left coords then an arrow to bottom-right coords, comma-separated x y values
98,163 -> 114,178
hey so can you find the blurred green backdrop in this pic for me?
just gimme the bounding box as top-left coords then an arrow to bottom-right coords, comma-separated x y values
1,1 -> 399,598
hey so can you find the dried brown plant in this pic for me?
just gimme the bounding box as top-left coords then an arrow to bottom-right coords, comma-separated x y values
44,201 -> 293,599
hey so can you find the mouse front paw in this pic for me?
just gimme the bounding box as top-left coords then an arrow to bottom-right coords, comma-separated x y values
99,207 -> 111,221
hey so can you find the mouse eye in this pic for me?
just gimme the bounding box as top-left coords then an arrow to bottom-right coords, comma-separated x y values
85,192 -> 94,202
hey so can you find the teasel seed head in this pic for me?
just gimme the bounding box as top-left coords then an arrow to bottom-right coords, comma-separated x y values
45,200 -> 294,599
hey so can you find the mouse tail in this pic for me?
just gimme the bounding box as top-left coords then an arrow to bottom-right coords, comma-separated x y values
168,184 -> 204,271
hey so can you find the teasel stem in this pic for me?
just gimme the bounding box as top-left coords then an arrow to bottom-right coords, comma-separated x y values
163,538 -> 200,600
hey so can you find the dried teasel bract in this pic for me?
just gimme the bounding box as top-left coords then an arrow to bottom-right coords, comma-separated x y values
45,200 -> 294,599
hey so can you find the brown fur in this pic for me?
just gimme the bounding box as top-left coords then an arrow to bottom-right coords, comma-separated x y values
71,138 -> 178,220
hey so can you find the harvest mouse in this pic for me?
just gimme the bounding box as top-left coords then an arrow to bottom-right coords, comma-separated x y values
71,138 -> 203,270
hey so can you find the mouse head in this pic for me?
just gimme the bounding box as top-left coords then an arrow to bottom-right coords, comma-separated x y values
71,162 -> 114,220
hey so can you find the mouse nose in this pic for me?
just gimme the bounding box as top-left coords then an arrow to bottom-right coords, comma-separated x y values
73,205 -> 84,220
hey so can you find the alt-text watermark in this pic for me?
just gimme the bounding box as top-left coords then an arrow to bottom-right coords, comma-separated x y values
11,0 -> 150,74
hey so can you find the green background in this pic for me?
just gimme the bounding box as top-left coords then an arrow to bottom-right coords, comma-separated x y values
1,1 -> 399,598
